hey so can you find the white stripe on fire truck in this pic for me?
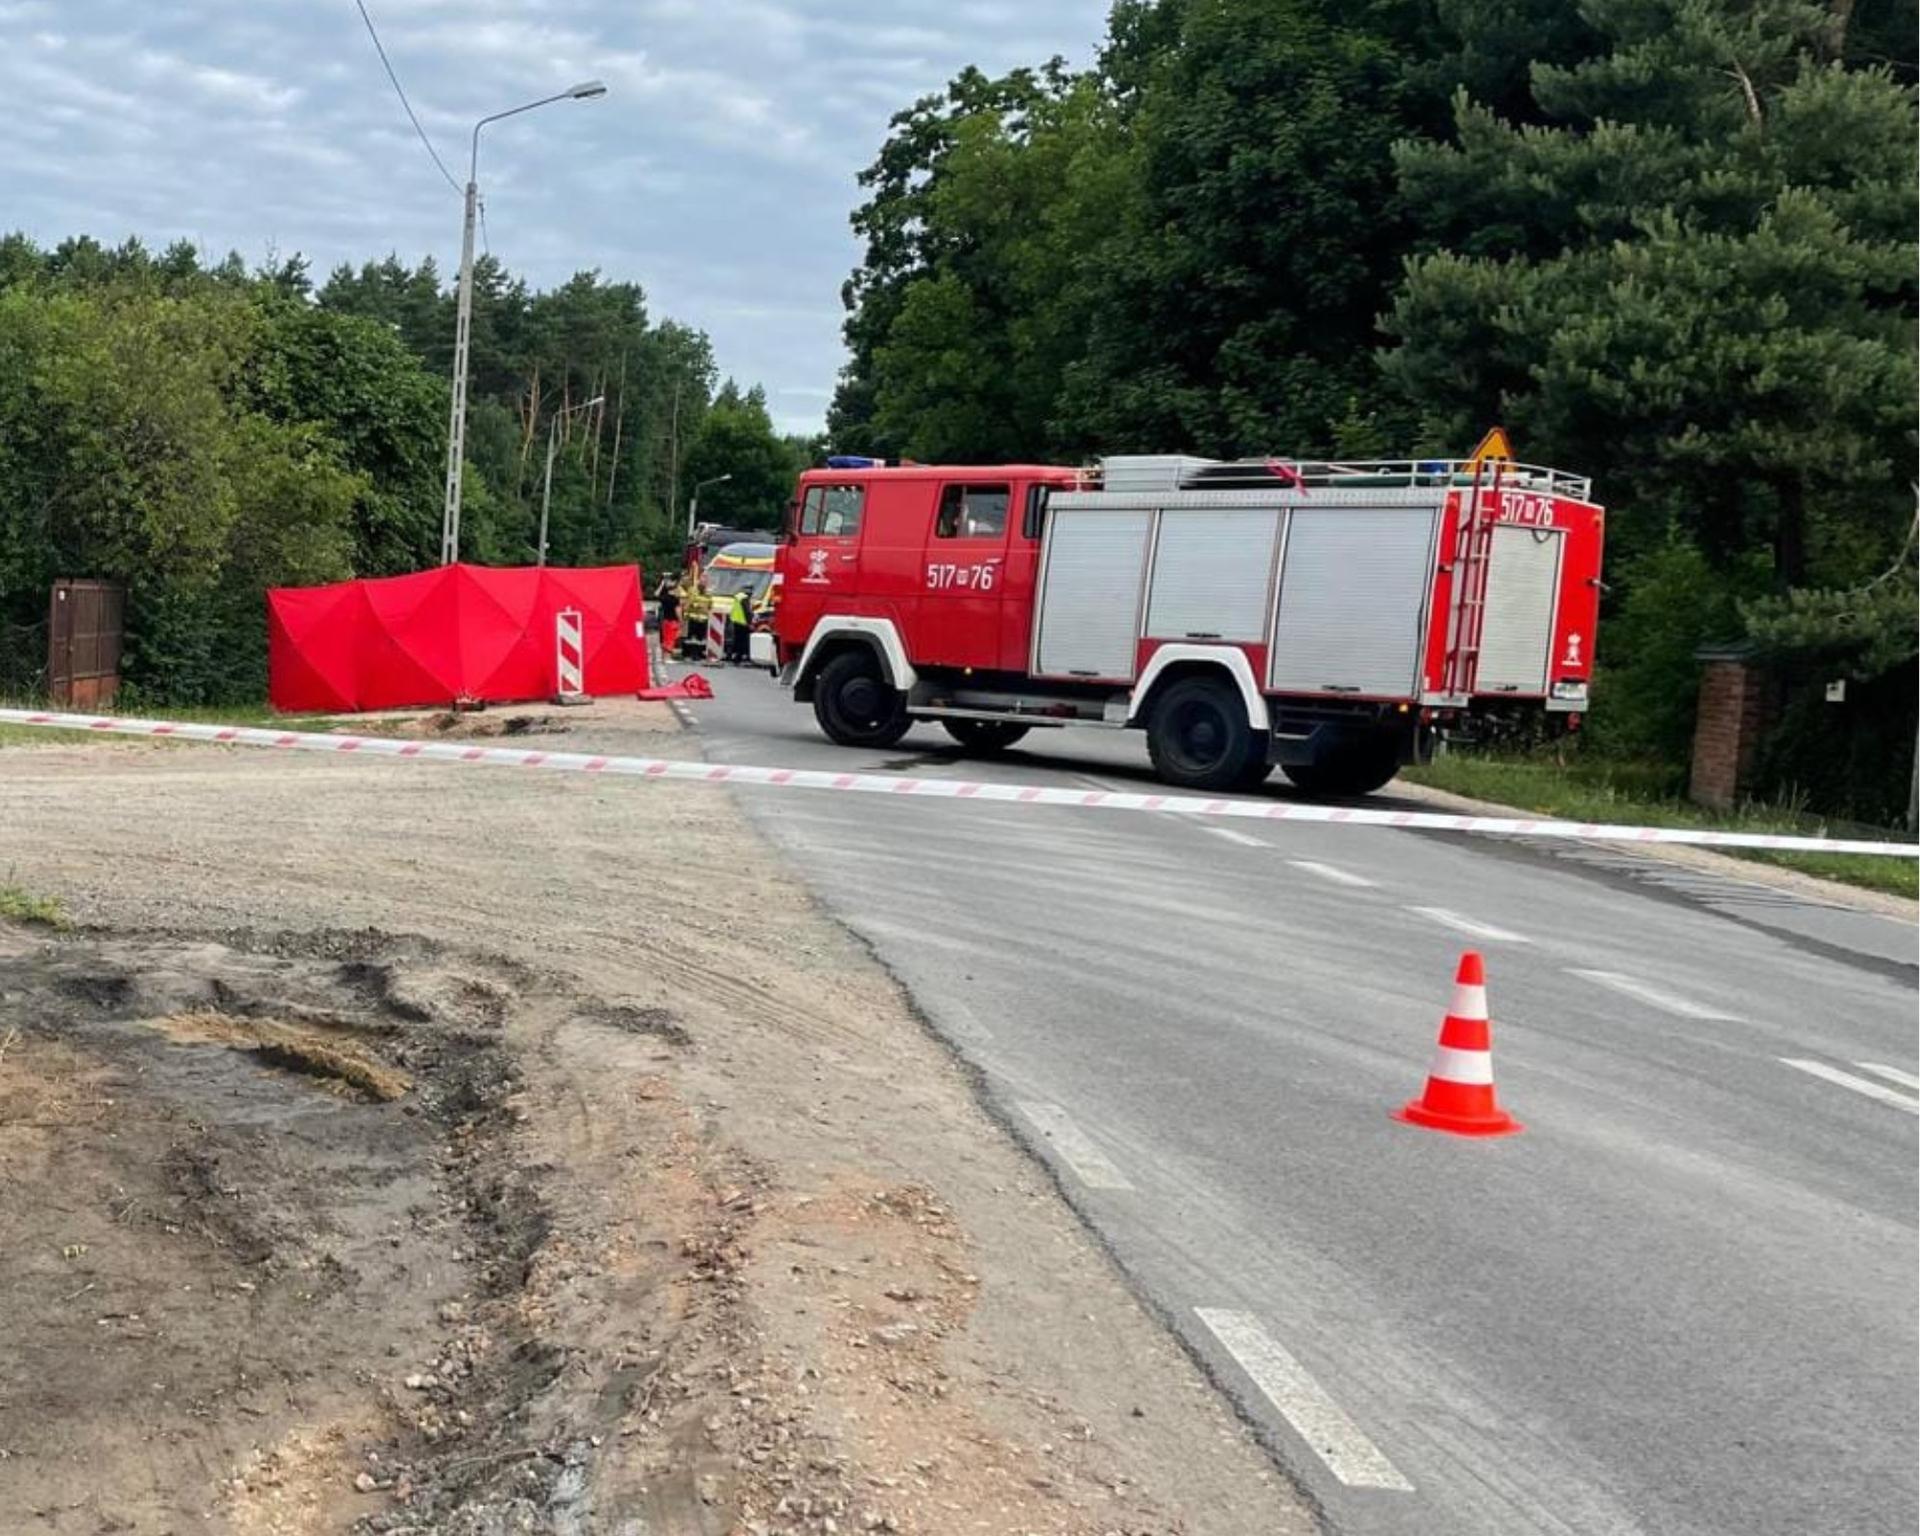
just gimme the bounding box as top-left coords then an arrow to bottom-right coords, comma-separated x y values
3,708 -> 1916,861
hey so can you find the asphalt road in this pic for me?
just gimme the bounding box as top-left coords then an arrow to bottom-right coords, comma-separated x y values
674,663 -> 1918,1536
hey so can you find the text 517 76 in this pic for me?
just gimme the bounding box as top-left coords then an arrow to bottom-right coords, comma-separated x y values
925,562 -> 998,591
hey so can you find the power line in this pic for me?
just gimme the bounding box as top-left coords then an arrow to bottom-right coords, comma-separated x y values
353,0 -> 461,195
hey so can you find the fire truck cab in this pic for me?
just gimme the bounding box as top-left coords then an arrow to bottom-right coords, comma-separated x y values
774,446 -> 1602,796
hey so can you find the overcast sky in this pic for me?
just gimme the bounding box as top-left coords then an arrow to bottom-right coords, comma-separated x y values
2,0 -> 1109,432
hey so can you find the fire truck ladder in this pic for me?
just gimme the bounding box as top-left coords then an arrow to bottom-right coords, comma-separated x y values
1110,455 -> 1589,498
1441,461 -> 1503,697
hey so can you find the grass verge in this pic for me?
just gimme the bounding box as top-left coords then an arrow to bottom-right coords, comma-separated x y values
1403,752 -> 1918,900
0,884 -> 70,929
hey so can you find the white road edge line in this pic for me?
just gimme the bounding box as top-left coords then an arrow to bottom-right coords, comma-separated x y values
1193,1308 -> 1413,1492
1855,1062 -> 1920,1091
1407,906 -> 1529,943
1207,827 -> 1268,849
1569,969 -> 1739,1021
1287,859 -> 1375,889
1016,1102 -> 1134,1191
1781,1059 -> 1920,1115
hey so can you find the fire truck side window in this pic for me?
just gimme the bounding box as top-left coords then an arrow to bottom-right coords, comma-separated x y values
1022,485 -> 1051,540
800,484 -> 864,537
934,484 -> 1009,540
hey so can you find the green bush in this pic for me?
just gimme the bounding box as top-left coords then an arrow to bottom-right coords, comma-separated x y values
1582,540 -> 1765,762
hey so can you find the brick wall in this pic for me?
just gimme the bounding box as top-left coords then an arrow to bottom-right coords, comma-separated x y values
1689,658 -> 1773,810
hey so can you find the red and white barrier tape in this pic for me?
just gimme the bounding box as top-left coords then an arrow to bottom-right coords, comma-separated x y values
4,708 -> 1915,859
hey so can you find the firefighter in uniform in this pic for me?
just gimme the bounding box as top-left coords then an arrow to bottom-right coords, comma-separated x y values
654,574 -> 681,656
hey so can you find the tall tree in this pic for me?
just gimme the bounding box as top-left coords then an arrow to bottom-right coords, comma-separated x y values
1384,0 -> 1916,593
830,63 -> 1095,459
1057,0 -> 1441,457
244,299 -> 446,575
683,382 -> 804,530
830,1 -> 1579,462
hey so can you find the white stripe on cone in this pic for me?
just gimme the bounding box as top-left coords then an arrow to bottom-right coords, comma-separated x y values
1449,982 -> 1488,1020
1426,1045 -> 1496,1086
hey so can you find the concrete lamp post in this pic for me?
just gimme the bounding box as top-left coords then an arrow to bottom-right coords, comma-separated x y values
687,474 -> 732,538
440,78 -> 608,566
538,395 -> 605,566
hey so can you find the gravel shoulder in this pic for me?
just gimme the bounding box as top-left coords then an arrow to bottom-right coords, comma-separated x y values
0,705 -> 1311,1535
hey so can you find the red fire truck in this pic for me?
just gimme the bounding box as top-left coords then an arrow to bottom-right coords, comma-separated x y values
772,439 -> 1602,795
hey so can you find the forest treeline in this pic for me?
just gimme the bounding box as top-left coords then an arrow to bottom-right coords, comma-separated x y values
0,234 -> 805,702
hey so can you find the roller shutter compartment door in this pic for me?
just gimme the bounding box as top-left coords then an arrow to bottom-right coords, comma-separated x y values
1268,507 -> 1437,696
1146,507 -> 1280,641
1034,509 -> 1152,679
1474,525 -> 1562,694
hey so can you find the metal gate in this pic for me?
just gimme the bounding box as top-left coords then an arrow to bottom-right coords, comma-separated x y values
48,580 -> 124,707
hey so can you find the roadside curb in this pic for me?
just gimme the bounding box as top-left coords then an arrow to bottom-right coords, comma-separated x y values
1391,777 -> 1918,921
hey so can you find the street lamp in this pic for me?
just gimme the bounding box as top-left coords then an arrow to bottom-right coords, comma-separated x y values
440,79 -> 608,566
687,473 -> 733,538
538,395 -> 605,566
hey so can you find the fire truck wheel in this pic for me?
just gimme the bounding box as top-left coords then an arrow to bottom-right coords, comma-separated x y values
1280,736 -> 1401,797
813,650 -> 912,749
940,719 -> 1031,754
1145,675 -> 1265,791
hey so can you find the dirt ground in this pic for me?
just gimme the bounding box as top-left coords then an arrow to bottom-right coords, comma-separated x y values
0,703 -> 1313,1536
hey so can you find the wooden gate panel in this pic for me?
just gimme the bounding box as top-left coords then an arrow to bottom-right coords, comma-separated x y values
48,580 -> 124,707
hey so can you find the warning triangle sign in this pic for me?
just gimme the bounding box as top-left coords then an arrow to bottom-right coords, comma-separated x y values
1465,427 -> 1513,467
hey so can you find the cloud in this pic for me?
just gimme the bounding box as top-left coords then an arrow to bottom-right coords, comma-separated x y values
2,0 -> 1111,430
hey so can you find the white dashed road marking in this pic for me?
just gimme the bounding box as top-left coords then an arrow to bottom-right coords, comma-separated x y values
1407,907 -> 1529,943
1017,1102 -> 1134,1190
1857,1063 -> 1920,1091
1193,1308 -> 1413,1492
1780,1060 -> 1920,1115
1570,970 -> 1738,1021
1207,827 -> 1269,849
1287,859 -> 1375,888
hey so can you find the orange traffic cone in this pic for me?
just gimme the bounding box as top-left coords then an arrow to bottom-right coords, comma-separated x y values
1393,951 -> 1522,1137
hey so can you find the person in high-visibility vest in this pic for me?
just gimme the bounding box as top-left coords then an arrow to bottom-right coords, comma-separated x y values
725,589 -> 752,664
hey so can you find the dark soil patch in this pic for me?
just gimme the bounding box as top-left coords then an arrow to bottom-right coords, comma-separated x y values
580,1000 -> 689,1044
0,924 -> 653,1535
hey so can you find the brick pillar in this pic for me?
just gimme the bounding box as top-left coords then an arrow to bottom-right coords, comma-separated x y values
1689,654 -> 1771,810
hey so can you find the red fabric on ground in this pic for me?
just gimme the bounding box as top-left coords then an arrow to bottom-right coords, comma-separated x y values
636,673 -> 713,701
268,564 -> 648,712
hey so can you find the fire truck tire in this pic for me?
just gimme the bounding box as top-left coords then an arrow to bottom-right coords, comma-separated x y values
1145,675 -> 1266,791
940,720 -> 1031,754
1280,736 -> 1401,798
813,650 -> 912,749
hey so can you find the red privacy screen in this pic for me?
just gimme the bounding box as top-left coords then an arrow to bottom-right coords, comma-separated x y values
268,563 -> 648,712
